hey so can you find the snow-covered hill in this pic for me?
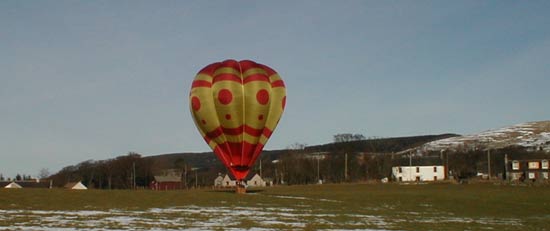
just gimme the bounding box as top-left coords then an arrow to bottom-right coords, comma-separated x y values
419,121 -> 550,152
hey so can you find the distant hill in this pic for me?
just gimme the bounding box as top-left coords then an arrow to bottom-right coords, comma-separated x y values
49,121 -> 550,188
146,134 -> 459,169
146,120 -> 550,170
304,134 -> 459,153
417,121 -> 550,152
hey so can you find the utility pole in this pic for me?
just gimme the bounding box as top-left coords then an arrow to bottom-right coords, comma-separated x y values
504,153 -> 509,181
409,151 -> 413,167
317,157 -> 320,183
409,151 -> 413,181
195,169 -> 198,188
446,151 -> 450,179
344,153 -> 348,181
440,149 -> 445,179
487,149 -> 491,180
441,149 -> 449,180
274,167 -> 278,184
132,162 -> 136,190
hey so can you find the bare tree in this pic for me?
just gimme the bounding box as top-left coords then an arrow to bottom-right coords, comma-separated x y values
287,142 -> 307,150
38,168 -> 51,179
334,133 -> 366,143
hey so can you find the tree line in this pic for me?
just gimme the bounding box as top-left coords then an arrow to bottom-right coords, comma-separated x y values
48,152 -> 226,189
258,146 -> 550,185
0,174 -> 34,182
49,152 -> 155,189
46,134 -> 550,189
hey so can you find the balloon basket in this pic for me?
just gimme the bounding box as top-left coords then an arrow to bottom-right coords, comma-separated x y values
236,186 -> 246,194
236,180 -> 246,194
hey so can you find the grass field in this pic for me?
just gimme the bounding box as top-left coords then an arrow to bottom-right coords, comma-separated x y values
1,183 -> 549,230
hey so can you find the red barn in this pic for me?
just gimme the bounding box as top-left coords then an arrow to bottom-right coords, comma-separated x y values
149,175 -> 182,190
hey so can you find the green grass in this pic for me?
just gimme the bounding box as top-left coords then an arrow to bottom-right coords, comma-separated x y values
1,183 -> 549,230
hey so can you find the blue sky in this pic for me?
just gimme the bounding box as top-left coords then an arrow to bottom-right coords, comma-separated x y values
1,1 -> 550,178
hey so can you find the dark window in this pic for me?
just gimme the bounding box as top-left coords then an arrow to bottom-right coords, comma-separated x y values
416,176 -> 420,182
434,167 -> 437,172
398,167 -> 402,173
416,167 -> 419,173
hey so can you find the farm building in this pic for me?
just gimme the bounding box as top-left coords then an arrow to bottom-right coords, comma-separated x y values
247,174 -> 268,187
392,166 -> 446,182
150,175 -> 182,190
221,174 -> 236,187
214,174 -> 224,187
2,182 -> 23,189
0,180 -> 52,189
65,181 -> 88,190
215,174 -> 272,188
506,159 -> 549,182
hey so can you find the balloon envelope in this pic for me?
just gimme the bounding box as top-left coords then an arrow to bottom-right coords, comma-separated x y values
189,60 -> 286,180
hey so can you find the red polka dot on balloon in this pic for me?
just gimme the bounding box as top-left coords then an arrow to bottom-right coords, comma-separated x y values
225,114 -> 231,120
218,89 -> 233,105
282,96 -> 286,109
256,89 -> 269,105
191,96 -> 201,111
201,119 -> 206,125
258,114 -> 264,120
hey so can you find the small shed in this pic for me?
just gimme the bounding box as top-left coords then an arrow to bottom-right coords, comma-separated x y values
4,182 -> 23,189
150,175 -> 182,190
64,181 -> 88,190
214,174 -> 224,187
222,174 -> 236,187
247,174 -> 266,187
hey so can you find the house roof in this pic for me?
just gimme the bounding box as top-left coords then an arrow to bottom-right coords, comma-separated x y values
222,174 -> 265,181
64,181 -> 87,189
249,174 -> 263,181
223,174 -> 235,181
4,182 -> 22,188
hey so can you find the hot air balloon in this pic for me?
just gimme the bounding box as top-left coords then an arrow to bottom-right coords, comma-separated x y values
189,59 -> 286,193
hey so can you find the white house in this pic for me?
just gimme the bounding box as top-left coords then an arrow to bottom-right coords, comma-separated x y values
4,182 -> 22,189
214,174 -> 224,187
392,166 -> 445,182
64,181 -> 88,190
217,174 -> 272,188
222,174 -> 236,187
247,174 -> 266,187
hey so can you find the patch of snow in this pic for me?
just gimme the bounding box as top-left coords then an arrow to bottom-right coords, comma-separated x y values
420,121 -> 550,152
271,195 -> 309,200
0,203 -> 529,231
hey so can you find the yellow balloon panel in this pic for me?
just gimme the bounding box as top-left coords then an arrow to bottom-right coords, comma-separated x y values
189,59 -> 286,181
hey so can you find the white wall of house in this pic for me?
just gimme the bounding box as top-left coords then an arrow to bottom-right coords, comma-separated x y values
214,176 -> 224,187
222,175 -> 236,187
4,182 -> 22,189
70,182 -> 88,190
392,166 -> 445,182
247,174 -> 266,187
